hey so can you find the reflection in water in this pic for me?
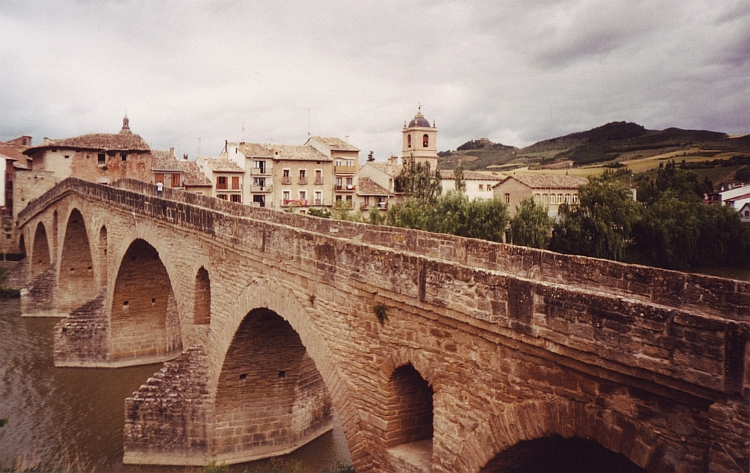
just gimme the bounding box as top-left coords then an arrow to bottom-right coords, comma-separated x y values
0,299 -> 350,472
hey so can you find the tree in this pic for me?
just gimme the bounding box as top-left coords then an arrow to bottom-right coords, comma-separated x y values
367,151 -> 375,162
510,198 -> 552,249
395,154 -> 442,203
549,177 -> 641,261
453,163 -> 466,193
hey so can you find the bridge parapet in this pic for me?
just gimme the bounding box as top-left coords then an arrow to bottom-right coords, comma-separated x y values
20,178 -> 749,324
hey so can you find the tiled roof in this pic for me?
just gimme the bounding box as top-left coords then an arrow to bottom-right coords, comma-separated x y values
440,170 -> 503,181
151,150 -> 184,171
308,136 -> 359,152
183,161 -> 212,187
236,143 -> 274,158
366,162 -> 403,177
200,157 -> 244,172
267,144 -> 331,162
498,174 -> 588,189
358,177 -> 391,196
0,143 -> 25,161
25,133 -> 150,153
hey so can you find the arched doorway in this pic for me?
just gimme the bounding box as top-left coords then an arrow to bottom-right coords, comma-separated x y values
58,209 -> 97,312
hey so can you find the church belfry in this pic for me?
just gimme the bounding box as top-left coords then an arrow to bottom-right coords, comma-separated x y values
402,106 -> 438,168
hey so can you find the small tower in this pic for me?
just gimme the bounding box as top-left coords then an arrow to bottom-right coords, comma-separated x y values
402,106 -> 438,169
120,115 -> 132,135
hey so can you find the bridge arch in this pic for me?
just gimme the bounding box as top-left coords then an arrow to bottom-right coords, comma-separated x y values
209,276 -> 371,466
452,400 -> 675,472
58,208 -> 97,312
31,222 -> 51,276
109,238 -> 182,364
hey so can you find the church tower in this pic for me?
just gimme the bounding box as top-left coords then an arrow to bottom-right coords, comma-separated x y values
402,106 -> 438,169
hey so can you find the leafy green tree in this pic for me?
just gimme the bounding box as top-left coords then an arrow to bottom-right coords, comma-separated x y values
510,198 -> 553,248
332,200 -> 363,222
453,163 -> 466,193
549,177 -> 641,261
395,154 -> 442,203
464,196 -> 509,242
307,207 -> 331,218
638,160 -> 705,205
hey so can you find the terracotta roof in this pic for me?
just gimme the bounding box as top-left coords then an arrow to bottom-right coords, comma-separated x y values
307,136 -> 360,152
496,174 -> 588,190
357,177 -> 392,196
151,149 -> 184,171
236,142 -> 274,158
25,132 -> 150,154
267,144 -> 331,162
183,161 -> 212,187
440,170 -> 503,181
365,162 -> 403,177
200,157 -> 244,172
0,143 -> 25,161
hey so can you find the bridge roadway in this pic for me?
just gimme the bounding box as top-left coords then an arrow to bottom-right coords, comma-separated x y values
15,177 -> 750,472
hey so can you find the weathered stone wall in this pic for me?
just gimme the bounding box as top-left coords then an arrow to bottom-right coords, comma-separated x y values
54,292 -> 109,366
16,178 -> 750,472
57,209 -> 98,313
124,346 -> 210,465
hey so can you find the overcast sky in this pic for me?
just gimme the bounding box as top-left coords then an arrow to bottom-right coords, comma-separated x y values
1,0 -> 749,161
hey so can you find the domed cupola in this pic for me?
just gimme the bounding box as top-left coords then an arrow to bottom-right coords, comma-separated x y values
402,106 -> 438,168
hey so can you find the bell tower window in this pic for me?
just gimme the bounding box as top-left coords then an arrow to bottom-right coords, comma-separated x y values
423,134 -> 429,147
407,134 -> 412,148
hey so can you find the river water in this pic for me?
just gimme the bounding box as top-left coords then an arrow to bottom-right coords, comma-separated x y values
0,299 -> 351,472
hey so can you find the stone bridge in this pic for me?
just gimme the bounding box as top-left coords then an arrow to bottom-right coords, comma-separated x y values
14,177 -> 750,472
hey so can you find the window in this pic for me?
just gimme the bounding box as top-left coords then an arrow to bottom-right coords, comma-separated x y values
299,169 -> 306,178
534,193 -> 541,202
283,190 -> 291,203
98,153 -> 106,165
282,169 -> 291,184
283,169 -> 290,177
171,174 -> 181,187
253,160 -> 266,174
336,177 -> 343,188
232,176 -> 240,189
335,159 -> 342,167
315,169 -> 323,185
217,176 -> 227,189
253,195 -> 265,207
346,177 -> 353,189
423,134 -> 429,147
479,184 -> 484,191
299,190 -> 307,202
314,191 -> 323,205
155,173 -> 164,185
558,194 -> 563,204
253,177 -> 266,189
407,134 -> 412,148
565,194 -> 571,204
218,194 -> 228,200
231,194 -> 241,203
505,193 -> 510,204
121,152 -> 127,161
543,194 -> 548,204
573,194 -> 579,204
64,154 -> 70,159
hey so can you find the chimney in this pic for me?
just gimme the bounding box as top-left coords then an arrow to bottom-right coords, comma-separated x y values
345,135 -> 349,143
169,147 -> 175,158
183,154 -> 188,160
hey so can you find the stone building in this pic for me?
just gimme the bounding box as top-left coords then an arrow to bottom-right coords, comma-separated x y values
305,136 -> 360,208
492,174 -> 588,217
17,116 -> 152,218
357,177 -> 392,213
152,149 -> 212,195
196,156 -> 245,203
402,106 -> 438,169
358,156 -> 405,208
440,170 -> 503,200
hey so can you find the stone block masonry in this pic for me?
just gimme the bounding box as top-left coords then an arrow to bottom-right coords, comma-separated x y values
16,177 -> 750,472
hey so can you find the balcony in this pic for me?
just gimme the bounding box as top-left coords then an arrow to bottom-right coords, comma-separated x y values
314,199 -> 322,206
335,184 -> 355,192
282,176 -> 291,185
283,199 -> 308,207
251,184 -> 273,193
298,177 -> 308,185
251,168 -> 267,176
314,177 -> 324,185
334,165 -> 357,174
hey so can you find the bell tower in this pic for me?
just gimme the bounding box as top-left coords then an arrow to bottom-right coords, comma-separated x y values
402,106 -> 438,169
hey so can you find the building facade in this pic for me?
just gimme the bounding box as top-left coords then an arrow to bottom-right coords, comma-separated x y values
402,107 -> 438,169
440,170 -> 503,200
493,174 -> 588,217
